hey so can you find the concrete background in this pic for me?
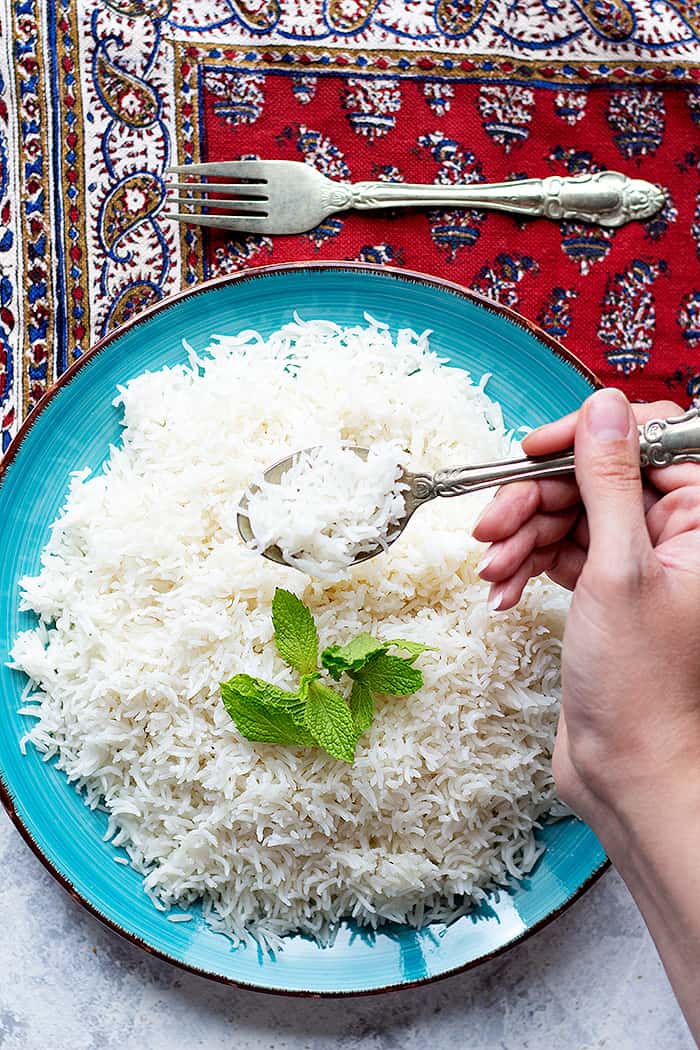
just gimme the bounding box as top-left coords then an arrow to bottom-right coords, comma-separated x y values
0,809 -> 693,1050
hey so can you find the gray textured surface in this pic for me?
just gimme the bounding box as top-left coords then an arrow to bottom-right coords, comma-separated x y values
0,808 -> 693,1050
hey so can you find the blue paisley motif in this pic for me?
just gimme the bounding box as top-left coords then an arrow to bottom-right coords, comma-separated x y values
661,0 -> 700,37
607,89 -> 666,159
324,0 -> 381,34
227,0 -> 281,33
306,217 -> 344,249
561,224 -> 614,273
434,0 -> 491,37
0,64 -> 5,205
572,0 -> 636,41
354,243 -> 403,266
93,37 -> 161,128
537,287 -> 579,339
599,259 -> 667,374
103,280 -> 163,332
688,89 -> 700,127
678,291 -> 700,349
102,0 -> 173,16
97,172 -> 165,261
166,0 -> 280,33
0,68 -> 10,258
550,145 -> 599,176
0,300 -> 13,432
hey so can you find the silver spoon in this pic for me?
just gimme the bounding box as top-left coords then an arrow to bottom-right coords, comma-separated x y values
237,409 -> 700,568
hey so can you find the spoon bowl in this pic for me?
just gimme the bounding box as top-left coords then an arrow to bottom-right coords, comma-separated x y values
237,445 -> 425,566
238,411 -> 700,572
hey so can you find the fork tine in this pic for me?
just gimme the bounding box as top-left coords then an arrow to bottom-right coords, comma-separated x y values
167,161 -> 267,181
165,213 -> 268,233
168,182 -> 268,198
169,197 -> 268,214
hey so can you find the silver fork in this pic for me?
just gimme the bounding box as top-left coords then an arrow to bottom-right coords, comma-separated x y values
165,159 -> 664,235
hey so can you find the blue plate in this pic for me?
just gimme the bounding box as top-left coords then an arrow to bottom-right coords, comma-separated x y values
0,263 -> 606,994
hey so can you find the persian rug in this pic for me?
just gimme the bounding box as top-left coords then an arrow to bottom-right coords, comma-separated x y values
0,1 -> 698,451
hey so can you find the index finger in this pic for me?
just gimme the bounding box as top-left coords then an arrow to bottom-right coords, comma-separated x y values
522,400 -> 684,455
522,399 -> 700,494
520,409 -> 579,457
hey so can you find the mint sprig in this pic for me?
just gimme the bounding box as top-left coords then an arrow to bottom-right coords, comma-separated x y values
353,654 -> 423,696
221,677 -> 316,747
349,680 -> 374,736
304,680 -> 357,764
271,588 -> 319,675
220,588 -> 431,765
321,633 -> 386,681
321,635 -> 434,681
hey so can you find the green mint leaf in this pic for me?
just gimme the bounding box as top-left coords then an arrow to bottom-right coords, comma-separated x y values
271,588 -> 319,676
221,681 -> 316,747
387,639 -> 435,661
321,633 -> 388,681
354,654 -> 423,696
221,673 -> 308,726
304,681 -> 357,764
349,680 -> 374,736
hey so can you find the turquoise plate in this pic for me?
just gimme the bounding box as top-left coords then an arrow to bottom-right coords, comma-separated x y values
0,263 -> 607,995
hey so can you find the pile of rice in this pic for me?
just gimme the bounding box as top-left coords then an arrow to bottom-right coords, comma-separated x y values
243,442 -> 409,578
11,316 -> 568,947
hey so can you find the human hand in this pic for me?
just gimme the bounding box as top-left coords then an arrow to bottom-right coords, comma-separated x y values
477,387 -> 700,1045
474,389 -> 700,828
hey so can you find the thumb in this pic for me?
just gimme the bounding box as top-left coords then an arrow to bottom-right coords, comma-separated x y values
575,388 -> 651,567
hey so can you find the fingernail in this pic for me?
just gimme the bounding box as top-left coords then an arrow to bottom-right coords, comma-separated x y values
478,550 -> 495,575
474,492 -> 502,533
473,504 -> 489,532
488,586 -> 504,611
478,541 -> 501,575
586,389 -> 630,442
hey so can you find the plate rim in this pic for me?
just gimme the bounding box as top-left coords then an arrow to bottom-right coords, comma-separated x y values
0,260 -> 608,996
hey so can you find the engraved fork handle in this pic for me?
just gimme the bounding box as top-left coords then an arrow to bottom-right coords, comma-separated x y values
345,171 -> 664,228
420,409 -> 700,499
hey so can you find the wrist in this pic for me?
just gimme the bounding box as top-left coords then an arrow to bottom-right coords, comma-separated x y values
556,710 -> 700,838
587,760 -> 700,865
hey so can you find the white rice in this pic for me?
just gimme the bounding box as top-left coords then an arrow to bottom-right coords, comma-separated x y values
243,442 -> 408,579
11,315 -> 568,947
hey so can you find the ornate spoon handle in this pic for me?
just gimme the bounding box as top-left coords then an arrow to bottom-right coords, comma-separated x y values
346,171 -> 664,228
429,452 -> 576,498
639,408 -> 700,467
409,409 -> 700,501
